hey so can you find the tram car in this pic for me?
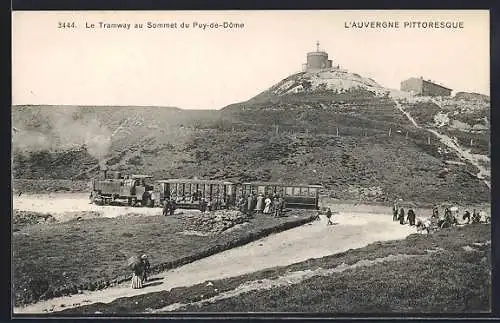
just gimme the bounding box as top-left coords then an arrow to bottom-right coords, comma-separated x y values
237,182 -> 322,209
152,178 -> 237,209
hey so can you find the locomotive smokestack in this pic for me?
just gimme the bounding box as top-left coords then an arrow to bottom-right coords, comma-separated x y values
101,164 -> 108,179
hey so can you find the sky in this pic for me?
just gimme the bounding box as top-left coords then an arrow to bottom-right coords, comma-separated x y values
12,10 -> 489,109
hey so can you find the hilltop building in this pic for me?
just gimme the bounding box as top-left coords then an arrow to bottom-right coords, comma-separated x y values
302,42 -> 336,72
400,77 -> 452,97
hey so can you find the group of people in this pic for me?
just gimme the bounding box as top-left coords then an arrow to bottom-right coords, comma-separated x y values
238,193 -> 286,217
392,206 -> 417,226
315,207 -> 334,225
392,202 -> 488,233
130,254 -> 151,289
162,199 -> 177,216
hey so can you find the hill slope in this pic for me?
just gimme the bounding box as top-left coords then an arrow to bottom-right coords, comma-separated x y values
11,71 -> 490,205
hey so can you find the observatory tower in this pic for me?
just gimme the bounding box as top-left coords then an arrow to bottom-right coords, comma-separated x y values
303,41 -> 333,72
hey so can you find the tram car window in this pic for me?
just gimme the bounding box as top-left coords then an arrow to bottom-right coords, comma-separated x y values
239,182 -> 322,209
152,179 -> 237,209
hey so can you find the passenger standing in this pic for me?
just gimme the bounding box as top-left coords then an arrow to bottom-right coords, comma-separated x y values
162,200 -> 170,217
273,197 -> 280,217
238,196 -> 246,213
251,194 -> 258,213
398,208 -> 405,225
200,199 -> 207,213
263,196 -> 272,214
170,199 -> 176,216
278,196 -> 285,216
247,194 -> 254,215
256,194 -> 264,213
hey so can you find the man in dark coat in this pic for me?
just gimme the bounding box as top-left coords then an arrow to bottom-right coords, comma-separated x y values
238,197 -> 246,213
162,200 -> 170,216
407,208 -> 416,226
251,194 -> 258,213
392,204 -> 398,221
442,208 -> 456,228
278,196 -> 285,216
247,194 -> 254,215
169,199 -> 176,216
273,197 -> 280,217
398,208 -> 405,225
140,254 -> 151,283
200,199 -> 207,213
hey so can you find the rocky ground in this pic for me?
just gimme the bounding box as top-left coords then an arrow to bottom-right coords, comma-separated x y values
181,210 -> 253,235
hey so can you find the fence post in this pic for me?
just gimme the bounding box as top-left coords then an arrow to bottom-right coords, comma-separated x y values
470,138 -> 474,146
388,128 -> 392,137
427,136 -> 431,145
405,131 -> 408,141
336,127 -> 339,137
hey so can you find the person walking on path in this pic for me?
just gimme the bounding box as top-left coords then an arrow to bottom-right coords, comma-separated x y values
130,258 -> 144,289
407,208 -> 416,226
326,207 -> 333,225
392,204 -> 398,221
398,208 -> 405,225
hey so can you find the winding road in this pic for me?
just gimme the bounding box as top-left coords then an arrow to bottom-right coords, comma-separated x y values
392,98 -> 490,189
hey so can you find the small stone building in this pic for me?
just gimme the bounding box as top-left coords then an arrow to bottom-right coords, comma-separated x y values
400,77 -> 452,97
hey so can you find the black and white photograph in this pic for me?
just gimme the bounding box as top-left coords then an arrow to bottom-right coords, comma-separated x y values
12,10 -> 491,315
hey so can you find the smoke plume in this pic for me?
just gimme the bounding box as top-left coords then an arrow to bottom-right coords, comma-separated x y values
12,107 -> 112,164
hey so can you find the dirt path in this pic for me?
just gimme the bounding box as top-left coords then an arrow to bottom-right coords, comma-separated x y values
13,193 -> 162,222
393,99 -> 490,188
152,253 -> 417,313
14,211 -> 417,314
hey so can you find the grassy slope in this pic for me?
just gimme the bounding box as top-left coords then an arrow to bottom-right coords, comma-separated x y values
59,223 -> 490,314
11,90 -> 490,204
13,211 -> 315,306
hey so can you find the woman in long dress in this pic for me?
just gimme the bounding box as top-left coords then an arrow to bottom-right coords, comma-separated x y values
263,197 -> 272,214
131,260 -> 144,289
256,194 -> 264,213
